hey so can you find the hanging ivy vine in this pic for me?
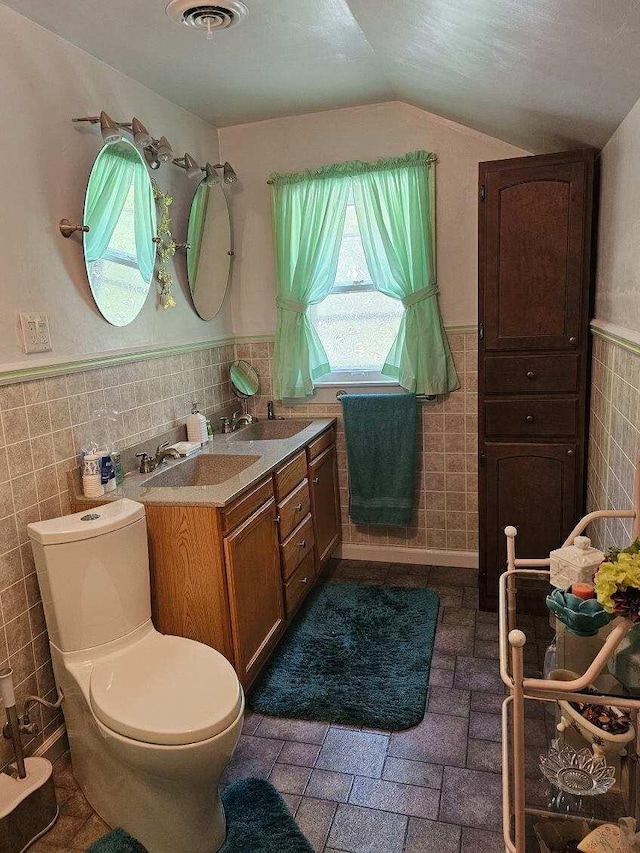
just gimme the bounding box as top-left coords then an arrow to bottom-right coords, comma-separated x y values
152,180 -> 178,310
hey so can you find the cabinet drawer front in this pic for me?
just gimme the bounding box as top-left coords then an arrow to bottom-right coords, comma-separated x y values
280,513 -> 314,580
274,450 -> 307,501
485,398 -> 577,438
484,354 -> 579,395
278,478 -> 311,541
284,552 -> 316,617
307,427 -> 336,461
222,478 -> 274,533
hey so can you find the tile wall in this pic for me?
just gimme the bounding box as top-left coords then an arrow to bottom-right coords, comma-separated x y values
235,331 -> 478,555
0,341 -> 235,770
587,334 -> 640,550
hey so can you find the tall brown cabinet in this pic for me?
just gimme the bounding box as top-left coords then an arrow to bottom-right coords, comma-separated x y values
478,150 -> 596,611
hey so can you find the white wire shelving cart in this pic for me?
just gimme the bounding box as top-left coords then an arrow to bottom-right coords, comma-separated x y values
500,462 -> 640,852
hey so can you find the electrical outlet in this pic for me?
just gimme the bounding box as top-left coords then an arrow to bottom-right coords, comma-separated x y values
19,313 -> 52,354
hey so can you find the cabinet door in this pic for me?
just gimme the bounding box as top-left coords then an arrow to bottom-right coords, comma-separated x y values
480,442 -> 577,610
223,497 -> 284,685
479,151 -> 594,352
309,445 -> 340,568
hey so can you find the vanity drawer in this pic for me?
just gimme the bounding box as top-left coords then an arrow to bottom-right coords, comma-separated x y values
307,428 -> 336,461
274,450 -> 307,501
280,513 -> 314,581
484,398 -> 578,438
222,478 -> 274,533
284,552 -> 316,617
278,478 -> 311,541
485,354 -> 579,395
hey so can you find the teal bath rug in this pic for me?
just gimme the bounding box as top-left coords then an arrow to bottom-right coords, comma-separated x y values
249,582 -> 440,730
87,778 -> 313,853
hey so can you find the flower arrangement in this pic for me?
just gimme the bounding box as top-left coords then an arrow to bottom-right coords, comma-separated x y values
594,539 -> 640,621
152,181 -> 178,310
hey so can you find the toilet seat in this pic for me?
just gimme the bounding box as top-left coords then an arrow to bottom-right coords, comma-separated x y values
89,631 -> 242,746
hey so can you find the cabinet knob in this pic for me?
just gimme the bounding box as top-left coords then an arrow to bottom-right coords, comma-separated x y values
525,415 -> 534,423
299,539 -> 306,548
313,477 -> 319,484
569,336 -> 577,346
295,503 -> 303,512
301,576 -> 308,585
567,449 -> 574,457
526,371 -> 535,380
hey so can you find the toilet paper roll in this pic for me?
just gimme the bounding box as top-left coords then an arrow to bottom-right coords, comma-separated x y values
82,474 -> 104,498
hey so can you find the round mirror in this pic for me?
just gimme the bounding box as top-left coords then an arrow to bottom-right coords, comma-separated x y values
230,360 -> 260,398
186,181 -> 232,320
83,139 -> 157,326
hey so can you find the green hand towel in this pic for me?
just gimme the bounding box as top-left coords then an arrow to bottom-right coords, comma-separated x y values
341,393 -> 417,526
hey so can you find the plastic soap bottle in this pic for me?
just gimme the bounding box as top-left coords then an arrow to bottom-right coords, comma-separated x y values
187,402 -> 208,444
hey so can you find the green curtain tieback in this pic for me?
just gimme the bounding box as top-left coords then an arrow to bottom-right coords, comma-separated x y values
401,284 -> 439,309
276,296 -> 307,313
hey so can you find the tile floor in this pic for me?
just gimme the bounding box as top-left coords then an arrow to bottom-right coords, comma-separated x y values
32,559 -> 555,852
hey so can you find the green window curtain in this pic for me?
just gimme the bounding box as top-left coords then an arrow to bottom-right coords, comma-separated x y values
84,142 -> 139,264
187,181 -> 210,290
270,172 -> 350,398
352,151 -> 459,395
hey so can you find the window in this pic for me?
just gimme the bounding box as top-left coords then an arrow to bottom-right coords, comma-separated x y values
309,195 -> 404,382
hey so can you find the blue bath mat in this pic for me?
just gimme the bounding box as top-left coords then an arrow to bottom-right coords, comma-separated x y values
249,582 -> 440,730
87,778 -> 312,852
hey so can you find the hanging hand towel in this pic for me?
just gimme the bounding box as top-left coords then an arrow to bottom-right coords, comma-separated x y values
341,393 -> 417,526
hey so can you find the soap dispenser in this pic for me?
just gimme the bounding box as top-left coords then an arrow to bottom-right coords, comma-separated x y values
186,402 -> 208,444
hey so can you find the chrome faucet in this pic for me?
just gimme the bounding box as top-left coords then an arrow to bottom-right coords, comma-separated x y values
135,442 -> 180,474
230,410 -> 257,431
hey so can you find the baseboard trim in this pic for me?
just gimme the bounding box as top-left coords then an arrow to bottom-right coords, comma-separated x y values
336,543 -> 479,569
35,726 -> 68,764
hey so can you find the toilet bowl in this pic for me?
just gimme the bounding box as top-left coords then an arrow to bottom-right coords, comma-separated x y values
28,499 -> 244,853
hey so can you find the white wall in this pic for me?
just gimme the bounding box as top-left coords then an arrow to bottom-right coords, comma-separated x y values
0,5 -> 229,373
219,101 -> 528,338
595,93 -> 640,335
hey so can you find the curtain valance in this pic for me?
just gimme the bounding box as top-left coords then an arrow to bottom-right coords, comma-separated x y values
268,150 -> 437,187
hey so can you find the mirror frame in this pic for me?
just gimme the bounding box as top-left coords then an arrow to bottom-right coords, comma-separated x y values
230,359 -> 260,398
82,138 -> 157,327
186,179 -> 233,321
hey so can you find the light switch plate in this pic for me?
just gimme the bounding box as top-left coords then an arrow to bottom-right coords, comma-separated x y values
19,313 -> 52,354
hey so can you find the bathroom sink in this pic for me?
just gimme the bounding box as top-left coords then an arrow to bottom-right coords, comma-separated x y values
146,454 -> 260,488
232,420 -> 313,441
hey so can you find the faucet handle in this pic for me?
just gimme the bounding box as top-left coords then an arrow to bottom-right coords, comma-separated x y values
135,452 -> 154,474
156,441 -> 170,455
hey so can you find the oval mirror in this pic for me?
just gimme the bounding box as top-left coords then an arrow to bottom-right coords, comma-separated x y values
83,139 -> 157,326
230,360 -> 259,398
186,181 -> 232,320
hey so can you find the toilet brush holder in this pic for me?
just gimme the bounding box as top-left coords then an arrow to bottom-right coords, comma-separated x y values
0,668 -> 58,853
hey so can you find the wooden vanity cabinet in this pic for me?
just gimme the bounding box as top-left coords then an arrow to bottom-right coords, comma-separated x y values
308,444 -> 340,568
73,424 -> 341,688
223,496 -> 284,684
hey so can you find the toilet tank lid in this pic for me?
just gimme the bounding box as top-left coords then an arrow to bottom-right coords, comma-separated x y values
28,499 -> 146,545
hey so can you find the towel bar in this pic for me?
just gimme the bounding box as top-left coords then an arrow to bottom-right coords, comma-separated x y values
336,389 -> 437,402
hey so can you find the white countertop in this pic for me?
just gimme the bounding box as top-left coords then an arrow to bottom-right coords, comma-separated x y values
72,418 -> 336,509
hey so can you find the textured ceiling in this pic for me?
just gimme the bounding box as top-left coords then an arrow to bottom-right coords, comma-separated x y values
6,0 -> 640,151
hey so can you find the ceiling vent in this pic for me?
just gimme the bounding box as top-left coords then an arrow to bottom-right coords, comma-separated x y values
166,1 -> 249,37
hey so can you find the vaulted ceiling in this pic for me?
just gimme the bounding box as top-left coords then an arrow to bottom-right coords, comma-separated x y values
7,0 -> 640,152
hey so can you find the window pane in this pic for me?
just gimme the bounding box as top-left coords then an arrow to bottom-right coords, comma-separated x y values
310,290 -> 403,370
335,203 -> 371,286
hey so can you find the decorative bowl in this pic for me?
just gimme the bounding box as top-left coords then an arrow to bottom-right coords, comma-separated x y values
545,588 -> 613,636
539,741 -> 616,796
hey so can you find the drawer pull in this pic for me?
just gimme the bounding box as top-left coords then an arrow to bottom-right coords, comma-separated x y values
295,503 -> 303,512
526,370 -> 535,380
299,539 -> 307,548
525,415 -> 534,423
569,336 -> 577,346
300,576 -> 308,585
567,449 -> 574,457
313,477 -> 319,484
275,515 -> 281,524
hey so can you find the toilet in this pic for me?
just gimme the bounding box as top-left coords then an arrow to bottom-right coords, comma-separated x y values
27,499 -> 244,853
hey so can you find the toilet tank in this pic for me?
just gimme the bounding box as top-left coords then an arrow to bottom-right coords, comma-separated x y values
28,499 -> 151,652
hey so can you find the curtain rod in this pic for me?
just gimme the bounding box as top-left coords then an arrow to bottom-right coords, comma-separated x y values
266,154 -> 438,185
